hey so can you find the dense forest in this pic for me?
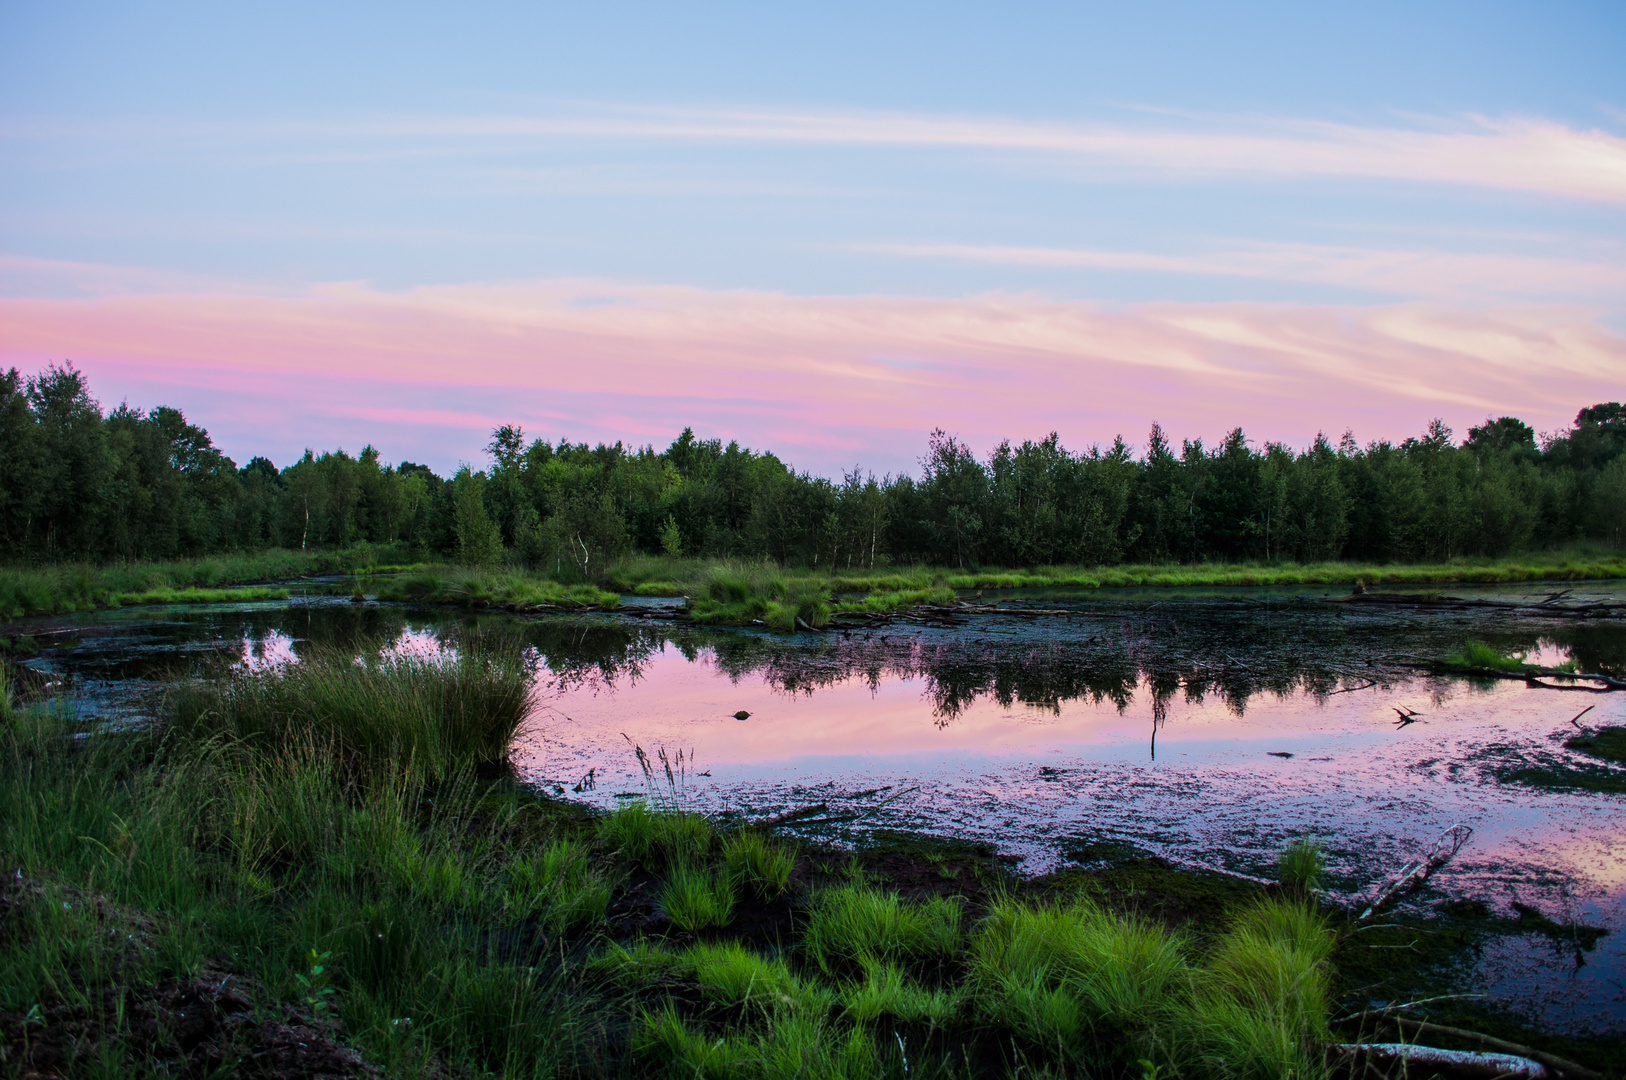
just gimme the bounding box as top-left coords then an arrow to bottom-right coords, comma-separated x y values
2,363 -> 1623,572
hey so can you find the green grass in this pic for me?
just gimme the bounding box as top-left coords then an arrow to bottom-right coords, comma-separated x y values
656,859 -> 736,932
722,830 -> 796,900
680,941 -> 830,1014
0,548 -> 353,619
801,883 -> 962,973
506,838 -> 612,932
841,957 -> 960,1026
1441,639 -> 1529,671
679,565 -> 834,631
166,644 -> 535,786
367,567 -> 619,611
3,645 -> 1410,1079
606,551 -> 1626,602
1190,899 -> 1333,1080
970,895 -> 1190,1066
1276,838 -> 1325,894
0,696 -> 600,1078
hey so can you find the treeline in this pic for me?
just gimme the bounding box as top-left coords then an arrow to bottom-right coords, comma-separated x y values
3,363 -> 1624,570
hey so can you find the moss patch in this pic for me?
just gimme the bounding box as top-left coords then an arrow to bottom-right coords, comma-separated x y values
1565,725 -> 1626,766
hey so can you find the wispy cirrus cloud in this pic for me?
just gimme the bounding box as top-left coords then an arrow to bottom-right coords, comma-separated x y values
9,104 -> 1626,202
2,274 -> 1622,473
856,240 -> 1626,303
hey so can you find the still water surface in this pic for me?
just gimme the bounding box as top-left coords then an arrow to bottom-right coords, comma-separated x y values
17,583 -> 1626,1033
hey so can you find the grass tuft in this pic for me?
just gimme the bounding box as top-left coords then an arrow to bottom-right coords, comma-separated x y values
1276,838 -> 1325,894
802,883 -> 961,973
722,830 -> 796,900
658,859 -> 736,932
1442,639 -> 1528,671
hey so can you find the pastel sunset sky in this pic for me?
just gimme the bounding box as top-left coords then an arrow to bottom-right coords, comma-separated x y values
2,1 -> 1623,475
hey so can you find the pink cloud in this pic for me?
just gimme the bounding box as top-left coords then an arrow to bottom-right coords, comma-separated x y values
858,241 -> 1626,303
3,277 -> 1623,475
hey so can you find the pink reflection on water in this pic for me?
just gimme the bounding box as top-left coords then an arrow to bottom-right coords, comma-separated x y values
516,642 -> 1571,780
237,631 -> 297,672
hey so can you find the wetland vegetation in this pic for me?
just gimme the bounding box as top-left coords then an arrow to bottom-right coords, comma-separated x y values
5,644 -> 1616,1079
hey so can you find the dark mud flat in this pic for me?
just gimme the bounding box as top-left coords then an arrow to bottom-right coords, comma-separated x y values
11,582 -> 1626,1044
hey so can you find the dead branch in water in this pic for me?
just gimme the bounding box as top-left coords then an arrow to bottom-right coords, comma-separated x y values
1336,1014 -> 1603,1080
1356,825 -> 1473,923
750,803 -> 829,829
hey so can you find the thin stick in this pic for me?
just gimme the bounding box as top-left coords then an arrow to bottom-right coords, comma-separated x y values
1569,705 -> 1595,730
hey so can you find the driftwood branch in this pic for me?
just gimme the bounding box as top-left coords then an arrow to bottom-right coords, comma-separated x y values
751,803 -> 828,829
1356,825 -> 1472,923
1338,1015 -> 1603,1080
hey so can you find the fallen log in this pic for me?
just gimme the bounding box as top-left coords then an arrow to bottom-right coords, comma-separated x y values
1329,1042 -> 1547,1078
1336,1016 -> 1603,1080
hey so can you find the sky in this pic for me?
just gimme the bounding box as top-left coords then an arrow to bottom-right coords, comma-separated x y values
2,0 -> 1624,476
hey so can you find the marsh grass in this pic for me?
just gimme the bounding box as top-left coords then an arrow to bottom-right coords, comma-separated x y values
1189,898 -> 1333,1079
1442,639 -> 1528,671
802,883 -> 962,973
506,838 -> 612,932
657,859 -> 737,932
5,643 -> 1355,1079
842,957 -> 960,1027
635,1003 -> 881,1080
1276,838 -> 1326,894
167,645 -> 535,786
681,941 -> 832,1014
0,694 -> 600,1079
722,830 -> 796,900
606,551 -> 1626,605
0,548 -> 363,619
680,564 -> 833,631
369,568 -> 618,611
970,896 -> 1189,1065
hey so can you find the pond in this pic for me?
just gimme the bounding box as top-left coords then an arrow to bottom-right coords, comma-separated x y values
13,581 -> 1626,1036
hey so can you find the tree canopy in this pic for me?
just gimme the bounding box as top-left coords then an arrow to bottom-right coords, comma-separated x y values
3,363 -> 1623,568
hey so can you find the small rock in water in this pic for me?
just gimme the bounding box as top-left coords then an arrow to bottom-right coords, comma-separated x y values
1267,751 -> 1294,758
733,710 -> 752,720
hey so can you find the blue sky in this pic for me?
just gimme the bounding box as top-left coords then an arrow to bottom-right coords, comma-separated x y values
2,1 -> 1623,474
